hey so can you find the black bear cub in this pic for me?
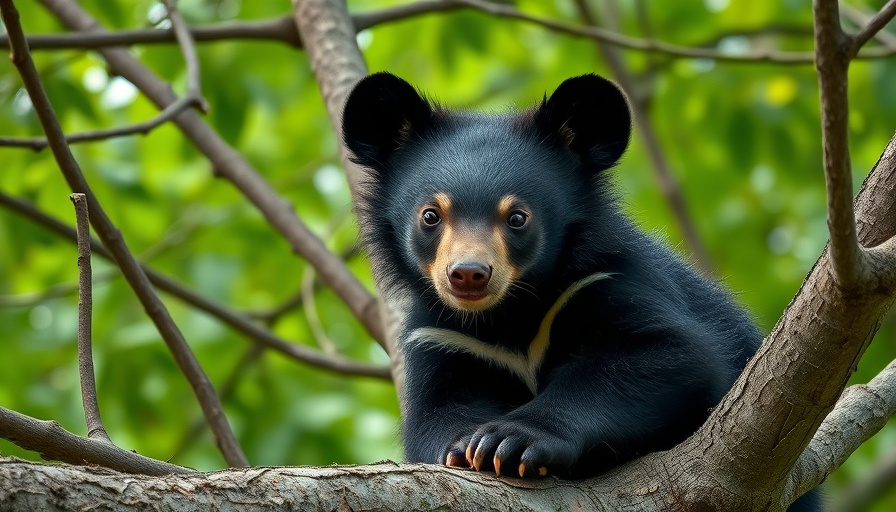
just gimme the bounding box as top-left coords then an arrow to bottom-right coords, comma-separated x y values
342,72 -> 819,509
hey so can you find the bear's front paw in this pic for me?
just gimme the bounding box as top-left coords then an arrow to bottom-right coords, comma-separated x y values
464,420 -> 578,478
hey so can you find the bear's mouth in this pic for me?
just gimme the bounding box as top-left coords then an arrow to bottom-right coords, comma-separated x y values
448,290 -> 489,302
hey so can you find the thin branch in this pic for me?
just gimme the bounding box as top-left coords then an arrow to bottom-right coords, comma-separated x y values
0,0 -> 248,468
0,96 -> 201,150
302,266 -> 338,354
3,16 -> 301,49
0,192 -> 391,380
813,0 -> 864,290
245,245 -> 361,322
841,3 -> 896,47
2,1 -> 893,64
451,0 -> 874,64
573,0 -> 715,276
851,0 -> 896,55
172,345 -> 265,462
69,193 -> 110,443
5,1 -> 462,51
38,0 -> 387,350
0,406 -> 193,475
0,268 -> 118,308
784,357 -> 896,505
163,0 -> 208,113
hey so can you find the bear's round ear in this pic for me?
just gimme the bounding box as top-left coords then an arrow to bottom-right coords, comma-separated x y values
342,72 -> 433,171
533,74 -> 632,172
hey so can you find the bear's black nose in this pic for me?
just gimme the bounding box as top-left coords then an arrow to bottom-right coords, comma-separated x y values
447,262 -> 492,292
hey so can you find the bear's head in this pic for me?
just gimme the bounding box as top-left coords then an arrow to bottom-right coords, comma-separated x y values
343,72 -> 631,313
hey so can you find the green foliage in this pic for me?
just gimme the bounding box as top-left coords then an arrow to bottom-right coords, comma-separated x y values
1,0 -> 895,508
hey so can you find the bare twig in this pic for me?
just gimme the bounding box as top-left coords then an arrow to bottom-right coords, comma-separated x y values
245,245 -> 361,323
69,193 -> 110,443
302,266 -> 338,354
163,0 -> 208,113
0,192 -> 391,380
450,0 -> 887,64
0,0 -> 248,468
0,406 -> 192,475
0,268 -> 118,308
39,0 -> 386,350
8,1 -> 892,64
841,3 -> 896,47
5,16 -> 301,49
851,0 -> 896,55
8,1 -> 462,51
0,96 -> 201,150
573,0 -> 715,275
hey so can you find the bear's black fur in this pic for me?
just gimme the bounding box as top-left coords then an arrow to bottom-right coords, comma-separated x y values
342,72 -> 820,510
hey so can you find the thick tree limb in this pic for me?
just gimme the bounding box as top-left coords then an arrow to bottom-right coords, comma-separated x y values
0,456 -> 669,511
38,0 -> 386,349
291,0 -> 404,393
0,409 -> 192,476
671,129 -> 896,508
0,0 -> 248,468
0,192 -> 391,380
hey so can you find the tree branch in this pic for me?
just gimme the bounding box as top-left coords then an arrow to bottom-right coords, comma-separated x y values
69,193 -> 110,443
290,0 -> 405,393
172,345 -> 266,462
673,128 -> 896,508
784,356 -> 896,505
3,1 -> 463,51
450,0 -> 885,64
163,0 -> 208,113
0,408 -> 192,476
0,0 -> 248,468
0,96 -> 201,150
0,456 -> 664,511
5,1 -> 894,65
572,0 -> 715,276
851,0 -> 896,55
38,0 -> 386,349
814,0 -> 865,291
0,192 -> 391,380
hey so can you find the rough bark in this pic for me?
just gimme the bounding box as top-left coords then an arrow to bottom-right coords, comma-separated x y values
0,457 -> 675,511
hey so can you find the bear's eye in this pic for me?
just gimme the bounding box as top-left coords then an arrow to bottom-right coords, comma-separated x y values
421,208 -> 441,227
507,211 -> 528,229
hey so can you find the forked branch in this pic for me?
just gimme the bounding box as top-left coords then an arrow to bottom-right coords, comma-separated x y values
0,0 -> 248,468
39,0 -> 387,349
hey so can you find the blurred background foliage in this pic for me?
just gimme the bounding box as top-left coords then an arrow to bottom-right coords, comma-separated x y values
0,0 -> 894,509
